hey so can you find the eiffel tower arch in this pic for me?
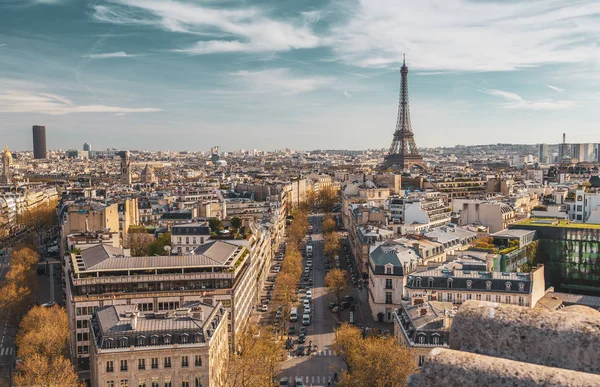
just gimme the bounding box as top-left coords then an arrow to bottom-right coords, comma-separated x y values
380,56 -> 426,172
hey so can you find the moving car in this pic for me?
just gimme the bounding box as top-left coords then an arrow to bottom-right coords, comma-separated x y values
298,333 -> 306,343
279,377 -> 289,386
295,377 -> 305,387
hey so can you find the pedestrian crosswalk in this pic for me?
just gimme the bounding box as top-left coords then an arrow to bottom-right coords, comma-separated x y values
284,375 -> 333,385
0,347 -> 14,356
290,349 -> 337,357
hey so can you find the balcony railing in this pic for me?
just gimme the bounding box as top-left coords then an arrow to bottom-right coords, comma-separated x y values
72,271 -> 235,286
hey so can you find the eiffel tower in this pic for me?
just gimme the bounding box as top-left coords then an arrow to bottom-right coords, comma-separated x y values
381,55 -> 425,171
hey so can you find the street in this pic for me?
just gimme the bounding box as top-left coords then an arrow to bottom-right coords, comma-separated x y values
276,215 -> 346,386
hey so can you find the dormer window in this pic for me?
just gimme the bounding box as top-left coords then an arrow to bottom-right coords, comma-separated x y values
150,335 -> 159,345
164,334 -> 171,345
417,334 -> 426,344
466,280 -> 472,290
194,333 -> 203,344
505,282 -> 512,291
485,281 -> 492,290
137,336 -> 146,346
518,282 -> 525,292
105,338 -> 114,349
180,333 -> 189,344
432,336 -> 440,345
119,337 -> 128,348
415,277 -> 422,287
447,278 -> 453,289
385,266 -> 393,275
428,278 -> 434,288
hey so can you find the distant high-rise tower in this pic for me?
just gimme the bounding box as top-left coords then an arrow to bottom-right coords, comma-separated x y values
32,125 -> 47,159
558,133 -> 571,162
381,55 -> 425,171
118,151 -> 132,185
538,143 -> 549,164
1,146 -> 12,184
83,143 -> 91,152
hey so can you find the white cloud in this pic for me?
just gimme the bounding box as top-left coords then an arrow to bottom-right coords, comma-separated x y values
229,68 -> 333,95
547,84 -> 566,92
0,90 -> 161,115
92,0 -> 320,54
344,91 -> 352,98
82,51 -> 137,59
0,44 -> 6,47
481,88 -> 575,110
329,0 -> 600,71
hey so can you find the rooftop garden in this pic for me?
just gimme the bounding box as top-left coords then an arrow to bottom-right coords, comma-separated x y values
516,218 -> 600,230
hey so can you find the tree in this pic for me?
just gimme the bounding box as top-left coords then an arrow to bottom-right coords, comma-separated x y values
324,232 -> 340,258
16,306 -> 70,359
17,200 -> 58,247
338,334 -> 415,387
14,354 -> 83,387
209,217 -> 224,233
325,269 -> 349,317
231,217 -> 242,230
318,186 -> 339,213
0,246 -> 39,324
128,231 -> 154,256
219,324 -> 283,387
148,232 -> 171,256
14,306 -> 82,387
332,323 -> 364,370
322,216 -> 337,235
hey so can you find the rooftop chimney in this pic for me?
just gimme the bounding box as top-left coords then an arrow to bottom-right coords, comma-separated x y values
131,313 -> 138,330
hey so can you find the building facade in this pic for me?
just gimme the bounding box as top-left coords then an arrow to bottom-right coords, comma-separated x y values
90,302 -> 228,387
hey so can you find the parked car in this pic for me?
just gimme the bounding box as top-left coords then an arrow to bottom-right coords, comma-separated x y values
306,290 -> 312,299
289,326 -> 296,335
296,346 -> 305,357
328,302 -> 337,310
331,306 -> 339,313
260,304 -> 268,312
298,333 -> 306,343
344,295 -> 355,303
299,327 -> 307,335
279,377 -> 289,386
295,377 -> 305,386
341,301 -> 350,310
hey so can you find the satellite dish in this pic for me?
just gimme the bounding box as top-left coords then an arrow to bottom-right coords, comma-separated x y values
164,245 -> 172,253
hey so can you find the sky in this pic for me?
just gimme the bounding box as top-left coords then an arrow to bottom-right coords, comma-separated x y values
1,0 -> 600,152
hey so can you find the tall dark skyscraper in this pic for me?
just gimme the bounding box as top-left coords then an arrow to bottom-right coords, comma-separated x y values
83,142 -> 91,152
32,125 -> 47,159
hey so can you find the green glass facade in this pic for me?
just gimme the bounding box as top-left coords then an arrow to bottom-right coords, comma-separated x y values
510,224 -> 600,295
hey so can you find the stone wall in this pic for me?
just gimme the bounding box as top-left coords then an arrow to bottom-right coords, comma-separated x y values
408,300 -> 600,386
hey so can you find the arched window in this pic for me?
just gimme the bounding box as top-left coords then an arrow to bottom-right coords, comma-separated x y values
447,278 -> 453,289
195,376 -> 203,387
466,280 -> 473,290
150,335 -> 159,346
505,282 -> 512,291
180,333 -> 189,344
105,338 -> 114,349
485,281 -> 492,290
119,337 -> 128,348
137,336 -> 146,346
415,277 -> 422,287
428,278 -> 434,288
163,334 -> 171,345
518,282 -> 525,292
417,334 -> 426,344
432,334 -> 440,345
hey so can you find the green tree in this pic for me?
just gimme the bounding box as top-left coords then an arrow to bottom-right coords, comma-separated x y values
231,217 -> 242,230
209,217 -> 224,233
148,232 -> 172,256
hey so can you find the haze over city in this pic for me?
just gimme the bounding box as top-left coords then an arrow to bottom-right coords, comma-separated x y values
2,0 -> 600,151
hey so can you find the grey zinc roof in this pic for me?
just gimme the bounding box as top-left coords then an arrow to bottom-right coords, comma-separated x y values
370,243 -> 420,275
80,244 -> 125,270
82,241 -> 240,271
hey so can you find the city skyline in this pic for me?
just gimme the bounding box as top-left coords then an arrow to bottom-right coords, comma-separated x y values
2,0 -> 600,151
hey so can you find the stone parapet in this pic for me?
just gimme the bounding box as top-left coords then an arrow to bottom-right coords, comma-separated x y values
408,348 -> 600,387
449,301 -> 600,374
